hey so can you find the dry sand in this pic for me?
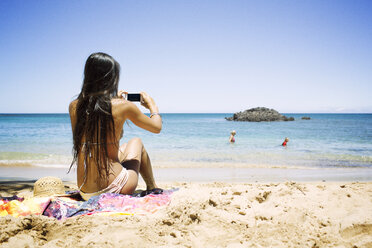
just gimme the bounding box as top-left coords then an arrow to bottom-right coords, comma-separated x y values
1,181 -> 372,248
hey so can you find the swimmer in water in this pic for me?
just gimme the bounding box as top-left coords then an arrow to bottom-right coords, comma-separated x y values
229,130 -> 236,143
282,137 -> 289,146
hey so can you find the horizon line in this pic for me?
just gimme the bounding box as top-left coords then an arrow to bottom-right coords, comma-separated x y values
1,112 -> 372,115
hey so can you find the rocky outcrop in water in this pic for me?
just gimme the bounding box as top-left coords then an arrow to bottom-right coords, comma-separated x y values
301,116 -> 311,120
225,107 -> 294,122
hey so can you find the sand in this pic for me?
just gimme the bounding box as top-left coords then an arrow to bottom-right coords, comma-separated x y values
1,181 -> 372,248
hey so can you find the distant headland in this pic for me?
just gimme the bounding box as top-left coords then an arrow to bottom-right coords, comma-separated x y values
225,107 -> 294,122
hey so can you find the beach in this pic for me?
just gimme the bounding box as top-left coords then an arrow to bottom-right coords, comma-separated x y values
0,113 -> 372,247
1,180 -> 372,248
2,0 -> 372,246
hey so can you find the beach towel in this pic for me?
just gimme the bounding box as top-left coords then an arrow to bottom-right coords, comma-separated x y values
0,189 -> 175,219
0,197 -> 50,217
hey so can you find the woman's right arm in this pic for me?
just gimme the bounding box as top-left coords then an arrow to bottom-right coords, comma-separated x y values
122,92 -> 162,134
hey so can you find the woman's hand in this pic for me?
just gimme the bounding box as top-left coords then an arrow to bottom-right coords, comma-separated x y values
117,90 -> 128,99
124,91 -> 162,133
140,92 -> 157,112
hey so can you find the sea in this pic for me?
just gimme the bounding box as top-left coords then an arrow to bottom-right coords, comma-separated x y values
1,113 -> 372,181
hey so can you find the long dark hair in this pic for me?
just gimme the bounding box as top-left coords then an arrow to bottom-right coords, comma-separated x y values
70,52 -> 120,181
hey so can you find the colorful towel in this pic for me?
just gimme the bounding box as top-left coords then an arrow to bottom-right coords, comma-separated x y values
0,197 -> 50,217
1,189 -> 175,219
43,190 -> 174,219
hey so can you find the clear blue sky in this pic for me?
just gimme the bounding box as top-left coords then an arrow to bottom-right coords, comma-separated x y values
0,0 -> 371,113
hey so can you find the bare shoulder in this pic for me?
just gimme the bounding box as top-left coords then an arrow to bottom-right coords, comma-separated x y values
111,98 -> 136,115
69,100 -> 78,114
68,100 -> 78,130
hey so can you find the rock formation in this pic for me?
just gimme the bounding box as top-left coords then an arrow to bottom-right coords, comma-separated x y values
225,107 -> 294,122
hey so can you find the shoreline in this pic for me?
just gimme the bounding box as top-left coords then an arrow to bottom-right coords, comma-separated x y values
1,166 -> 371,183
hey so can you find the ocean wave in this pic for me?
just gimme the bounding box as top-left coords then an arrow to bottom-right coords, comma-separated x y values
151,150 -> 372,168
0,161 -> 70,168
0,152 -> 49,160
0,152 -> 72,168
0,150 -> 371,169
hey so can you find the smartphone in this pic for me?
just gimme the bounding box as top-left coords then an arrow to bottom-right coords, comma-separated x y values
126,93 -> 142,102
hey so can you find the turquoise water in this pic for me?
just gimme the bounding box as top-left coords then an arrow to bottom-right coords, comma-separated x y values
0,113 -> 371,169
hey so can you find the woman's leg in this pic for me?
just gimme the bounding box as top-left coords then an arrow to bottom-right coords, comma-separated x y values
118,138 -> 158,193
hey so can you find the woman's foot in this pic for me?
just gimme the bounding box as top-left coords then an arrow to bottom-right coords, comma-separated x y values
140,187 -> 163,197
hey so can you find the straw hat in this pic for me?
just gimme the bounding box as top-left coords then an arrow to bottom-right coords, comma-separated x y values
33,176 -> 66,197
231,130 -> 236,135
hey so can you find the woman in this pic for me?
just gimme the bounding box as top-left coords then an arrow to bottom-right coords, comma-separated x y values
69,52 -> 162,200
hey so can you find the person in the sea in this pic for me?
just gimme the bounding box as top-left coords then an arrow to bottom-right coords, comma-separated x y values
282,137 -> 289,146
229,130 -> 236,143
68,52 -> 163,200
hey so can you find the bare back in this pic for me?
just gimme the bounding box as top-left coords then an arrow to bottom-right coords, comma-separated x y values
69,92 -> 161,193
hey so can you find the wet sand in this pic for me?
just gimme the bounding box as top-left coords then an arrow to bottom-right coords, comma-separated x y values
1,166 -> 372,183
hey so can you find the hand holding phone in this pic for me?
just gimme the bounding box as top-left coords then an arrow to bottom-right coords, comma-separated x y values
118,91 -> 157,112
140,92 -> 157,111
